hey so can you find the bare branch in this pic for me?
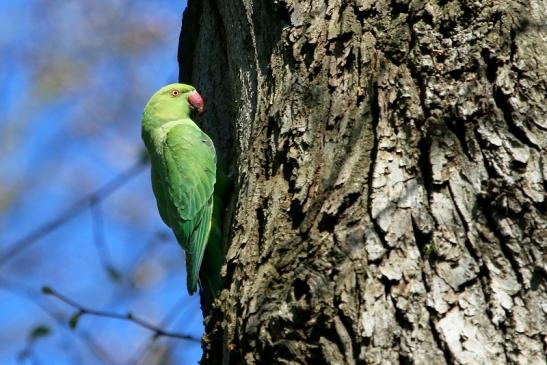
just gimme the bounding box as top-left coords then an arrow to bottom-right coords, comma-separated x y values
127,295 -> 191,365
91,203 -> 121,281
0,160 -> 147,267
0,277 -> 120,365
43,286 -> 200,343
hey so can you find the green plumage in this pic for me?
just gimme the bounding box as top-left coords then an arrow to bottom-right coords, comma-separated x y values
141,83 -> 217,295
199,167 -> 228,308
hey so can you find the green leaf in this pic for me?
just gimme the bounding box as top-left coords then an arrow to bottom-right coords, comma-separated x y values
29,325 -> 51,341
107,266 -> 122,283
69,311 -> 82,330
41,286 -> 53,295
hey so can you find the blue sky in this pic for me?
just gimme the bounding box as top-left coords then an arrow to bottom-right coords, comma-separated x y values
0,1 -> 206,364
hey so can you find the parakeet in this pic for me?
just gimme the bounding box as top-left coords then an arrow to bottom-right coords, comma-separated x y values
141,83 -> 216,295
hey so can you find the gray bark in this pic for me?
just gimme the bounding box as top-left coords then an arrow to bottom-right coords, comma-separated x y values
178,0 -> 547,364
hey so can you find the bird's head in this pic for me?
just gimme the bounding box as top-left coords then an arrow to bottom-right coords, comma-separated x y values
143,83 -> 205,124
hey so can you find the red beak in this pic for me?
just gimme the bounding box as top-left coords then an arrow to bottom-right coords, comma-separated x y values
188,91 -> 205,114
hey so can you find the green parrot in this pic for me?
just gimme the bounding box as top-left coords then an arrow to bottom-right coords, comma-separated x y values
141,83 -> 218,296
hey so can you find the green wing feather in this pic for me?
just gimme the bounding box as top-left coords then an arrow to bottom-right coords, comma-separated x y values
158,121 -> 216,294
150,165 -> 170,224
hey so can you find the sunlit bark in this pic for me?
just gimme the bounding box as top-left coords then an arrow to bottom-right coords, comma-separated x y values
179,1 -> 546,363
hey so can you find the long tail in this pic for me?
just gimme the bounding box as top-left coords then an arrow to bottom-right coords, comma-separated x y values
198,167 -> 229,311
199,227 -> 223,311
186,198 -> 213,294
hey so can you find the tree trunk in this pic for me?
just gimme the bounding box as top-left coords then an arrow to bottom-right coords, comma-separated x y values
178,0 -> 546,364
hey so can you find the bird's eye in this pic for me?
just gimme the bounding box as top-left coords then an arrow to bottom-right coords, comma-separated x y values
170,89 -> 181,97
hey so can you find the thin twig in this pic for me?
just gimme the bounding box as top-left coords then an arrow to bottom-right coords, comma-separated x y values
91,203 -> 120,280
0,160 -> 147,266
127,295 -> 192,365
0,277 -> 120,365
43,287 -> 200,343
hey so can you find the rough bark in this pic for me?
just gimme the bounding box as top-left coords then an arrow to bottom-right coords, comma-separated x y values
178,0 -> 546,364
